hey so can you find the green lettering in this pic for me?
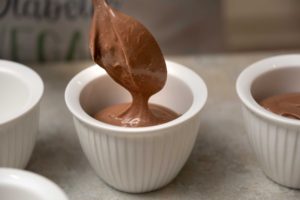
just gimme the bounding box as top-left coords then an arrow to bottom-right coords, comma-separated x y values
10,27 -> 31,61
37,30 -> 59,62
65,31 -> 82,61
0,26 -> 6,57
11,28 -> 18,61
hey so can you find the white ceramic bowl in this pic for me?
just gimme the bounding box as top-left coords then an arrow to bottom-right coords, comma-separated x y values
0,60 -> 43,168
0,168 -> 68,200
236,54 -> 300,188
65,60 -> 207,193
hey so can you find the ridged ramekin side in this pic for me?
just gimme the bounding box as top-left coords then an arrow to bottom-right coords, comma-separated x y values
0,106 -> 39,168
74,115 -> 200,193
242,106 -> 300,188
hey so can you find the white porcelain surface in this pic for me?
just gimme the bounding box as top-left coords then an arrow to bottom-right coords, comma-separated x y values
65,60 -> 207,193
0,60 -> 44,168
236,55 -> 300,188
0,168 -> 68,200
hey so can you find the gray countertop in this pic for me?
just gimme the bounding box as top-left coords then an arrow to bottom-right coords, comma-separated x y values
27,52 -> 300,200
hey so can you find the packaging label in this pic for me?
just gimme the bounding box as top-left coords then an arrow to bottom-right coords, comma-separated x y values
0,0 -> 220,62
0,0 -> 123,62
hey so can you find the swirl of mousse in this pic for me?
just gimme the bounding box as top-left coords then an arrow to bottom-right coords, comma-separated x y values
90,0 -> 178,127
260,93 -> 300,120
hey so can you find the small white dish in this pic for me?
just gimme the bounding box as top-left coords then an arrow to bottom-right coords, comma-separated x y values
236,54 -> 300,188
0,168 -> 68,200
0,60 -> 44,168
65,60 -> 207,193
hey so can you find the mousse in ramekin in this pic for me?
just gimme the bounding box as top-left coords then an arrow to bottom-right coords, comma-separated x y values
237,55 -> 300,188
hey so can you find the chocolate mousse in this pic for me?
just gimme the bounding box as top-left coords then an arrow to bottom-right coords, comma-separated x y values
260,93 -> 300,120
90,0 -> 179,127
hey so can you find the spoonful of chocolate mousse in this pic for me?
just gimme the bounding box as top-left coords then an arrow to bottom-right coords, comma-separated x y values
90,0 -> 179,127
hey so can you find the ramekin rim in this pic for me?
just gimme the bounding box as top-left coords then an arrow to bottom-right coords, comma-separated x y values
0,168 -> 69,200
0,60 -> 44,126
65,60 -> 207,134
236,54 -> 300,127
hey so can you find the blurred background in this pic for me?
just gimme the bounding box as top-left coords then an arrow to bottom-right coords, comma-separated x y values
1,0 -> 300,62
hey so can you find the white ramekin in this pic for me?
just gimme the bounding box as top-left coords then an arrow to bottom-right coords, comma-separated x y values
65,60 -> 207,193
236,55 -> 300,188
0,60 -> 44,168
0,168 -> 68,200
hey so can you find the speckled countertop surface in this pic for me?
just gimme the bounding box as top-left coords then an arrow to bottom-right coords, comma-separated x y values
26,52 -> 300,199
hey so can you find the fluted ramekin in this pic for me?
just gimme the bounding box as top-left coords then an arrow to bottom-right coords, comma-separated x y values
0,60 -> 44,168
65,60 -> 207,193
236,55 -> 300,188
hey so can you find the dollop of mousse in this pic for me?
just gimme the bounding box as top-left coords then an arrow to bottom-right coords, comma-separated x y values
90,0 -> 179,127
95,103 -> 178,127
260,93 -> 300,120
